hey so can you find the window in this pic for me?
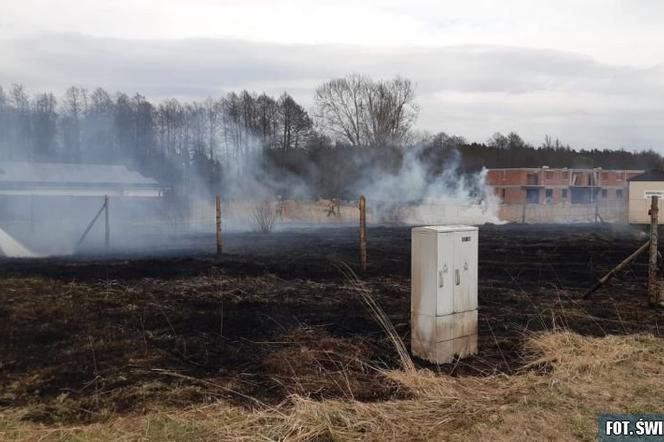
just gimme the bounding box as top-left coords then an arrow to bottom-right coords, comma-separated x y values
602,189 -> 608,199
526,188 -> 540,204
562,189 -> 568,199
562,171 -> 569,179
545,171 -> 554,179
545,189 -> 553,204
616,189 -> 624,199
601,172 -> 609,180
502,188 -> 506,199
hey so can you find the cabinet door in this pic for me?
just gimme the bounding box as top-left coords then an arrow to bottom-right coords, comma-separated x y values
453,230 -> 478,312
411,231 -> 437,315
436,232 -> 455,316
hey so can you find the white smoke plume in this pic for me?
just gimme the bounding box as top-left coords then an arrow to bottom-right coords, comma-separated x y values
356,145 -> 502,225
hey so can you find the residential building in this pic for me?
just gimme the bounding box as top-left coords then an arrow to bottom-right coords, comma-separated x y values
627,170 -> 664,224
487,167 -> 643,205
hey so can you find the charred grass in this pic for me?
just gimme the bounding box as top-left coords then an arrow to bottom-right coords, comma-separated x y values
1,224 -> 664,439
2,332 -> 664,441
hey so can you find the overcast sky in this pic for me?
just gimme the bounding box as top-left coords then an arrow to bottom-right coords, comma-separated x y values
2,0 -> 664,150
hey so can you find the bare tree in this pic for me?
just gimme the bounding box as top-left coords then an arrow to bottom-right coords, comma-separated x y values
0,86 -> 8,151
157,98 -> 185,158
61,86 -> 87,161
487,132 -> 509,149
220,92 -> 243,163
204,97 -> 223,160
186,101 -> 207,159
365,77 -> 418,145
278,93 -> 312,151
314,74 -> 418,146
314,73 -> 367,146
32,92 -> 58,159
256,93 -> 278,149
132,94 -> 156,163
9,84 -> 31,158
84,87 -> 114,162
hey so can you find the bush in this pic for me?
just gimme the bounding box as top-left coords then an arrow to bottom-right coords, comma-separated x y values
252,200 -> 277,233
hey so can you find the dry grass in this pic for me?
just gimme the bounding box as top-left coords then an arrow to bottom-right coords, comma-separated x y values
338,262 -> 415,372
259,327 -> 407,402
2,330 -> 664,441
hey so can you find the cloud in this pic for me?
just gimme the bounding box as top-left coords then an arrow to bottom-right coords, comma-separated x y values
3,0 -> 664,67
0,34 -> 663,150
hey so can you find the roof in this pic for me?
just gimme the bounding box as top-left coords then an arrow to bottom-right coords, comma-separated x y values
0,226 -> 35,258
412,225 -> 478,233
0,162 -> 158,187
628,170 -> 664,182
488,167 -> 644,173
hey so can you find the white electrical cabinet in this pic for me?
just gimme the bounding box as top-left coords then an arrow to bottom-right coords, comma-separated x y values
411,225 -> 478,364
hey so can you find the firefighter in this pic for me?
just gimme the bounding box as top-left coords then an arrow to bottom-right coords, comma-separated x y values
275,195 -> 285,219
326,198 -> 337,217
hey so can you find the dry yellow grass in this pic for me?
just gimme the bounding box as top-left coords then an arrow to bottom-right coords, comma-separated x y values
2,331 -> 663,441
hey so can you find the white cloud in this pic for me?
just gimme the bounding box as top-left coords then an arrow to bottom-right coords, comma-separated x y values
1,1 -> 663,150
1,35 -> 663,150
2,0 -> 664,65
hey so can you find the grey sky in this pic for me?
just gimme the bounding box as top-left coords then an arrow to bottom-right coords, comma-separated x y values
1,0 -> 663,150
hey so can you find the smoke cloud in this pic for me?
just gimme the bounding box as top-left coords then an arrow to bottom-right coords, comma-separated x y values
0,86 -> 499,258
355,145 -> 501,225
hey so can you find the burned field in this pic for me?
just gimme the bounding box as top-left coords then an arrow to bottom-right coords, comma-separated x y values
1,224 -> 663,424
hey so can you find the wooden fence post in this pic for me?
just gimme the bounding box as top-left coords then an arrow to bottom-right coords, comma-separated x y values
521,200 -> 526,224
359,195 -> 367,272
649,196 -> 662,306
521,188 -> 527,223
216,195 -> 223,255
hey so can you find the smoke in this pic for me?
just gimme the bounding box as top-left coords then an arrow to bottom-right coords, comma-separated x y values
354,144 -> 502,225
0,137 -> 499,259
220,137 -> 313,201
180,128 -> 503,234
0,152 -> 497,259
0,86 -> 500,258
201,130 -> 501,230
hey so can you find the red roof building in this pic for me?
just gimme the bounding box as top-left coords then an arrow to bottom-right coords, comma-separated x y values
487,167 -> 643,205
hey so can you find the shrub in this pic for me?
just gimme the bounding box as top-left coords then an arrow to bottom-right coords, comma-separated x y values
252,199 -> 277,233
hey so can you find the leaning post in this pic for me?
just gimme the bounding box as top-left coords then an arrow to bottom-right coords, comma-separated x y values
216,195 -> 223,255
104,195 -> 110,250
359,195 -> 367,272
649,196 -> 662,306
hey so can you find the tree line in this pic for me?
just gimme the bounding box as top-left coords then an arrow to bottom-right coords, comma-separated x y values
0,74 -> 662,198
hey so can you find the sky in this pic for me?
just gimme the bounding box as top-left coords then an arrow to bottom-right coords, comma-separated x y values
1,0 -> 664,150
